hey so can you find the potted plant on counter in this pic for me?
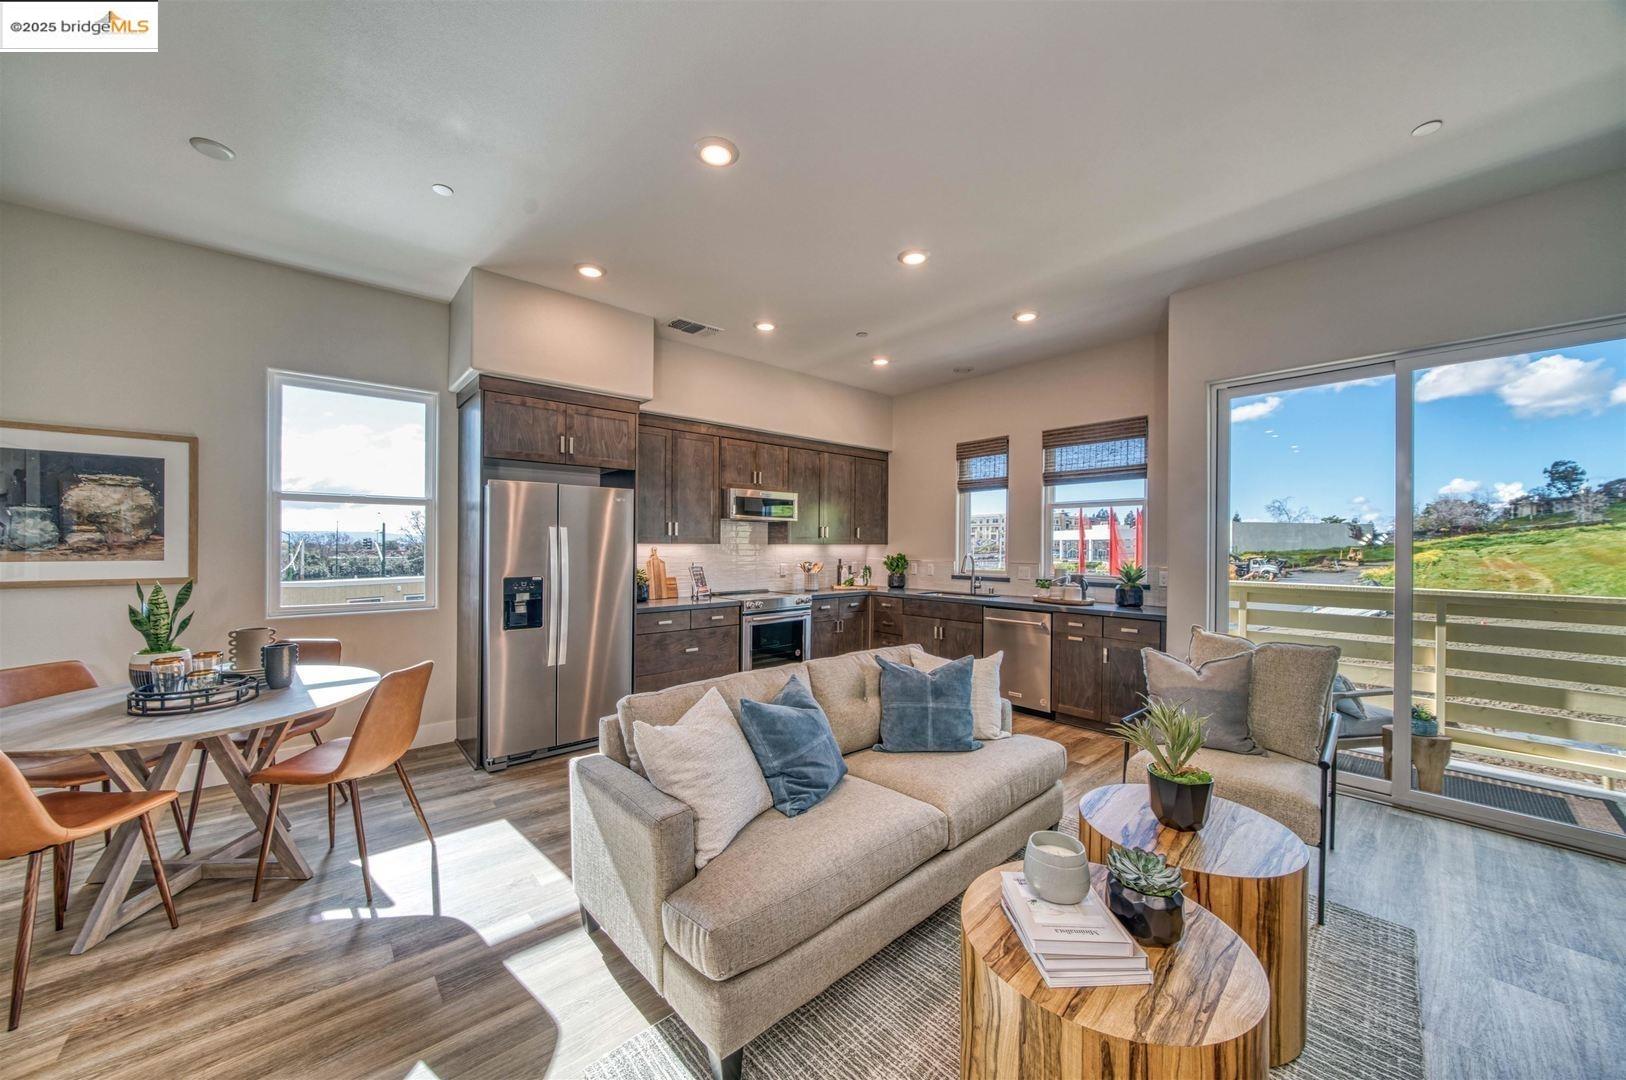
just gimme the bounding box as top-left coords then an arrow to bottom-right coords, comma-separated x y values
1106,847 -> 1186,947
883,552 -> 909,590
1110,698 -> 1214,831
1114,562 -> 1147,608
127,580 -> 195,688
635,567 -> 650,603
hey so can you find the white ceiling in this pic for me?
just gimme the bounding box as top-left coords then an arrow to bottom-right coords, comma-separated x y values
3,2 -> 1624,395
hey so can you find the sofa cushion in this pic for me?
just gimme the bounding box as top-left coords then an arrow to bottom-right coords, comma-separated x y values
1142,648 -> 1260,755
738,675 -> 848,817
617,664 -> 810,776
913,650 -> 1008,741
845,733 -> 1066,848
1189,624 -> 1253,665
874,654 -> 980,753
661,775 -> 947,980
805,645 -> 921,754
1128,746 -> 1323,844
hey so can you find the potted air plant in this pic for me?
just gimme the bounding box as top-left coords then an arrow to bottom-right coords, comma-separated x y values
883,552 -> 909,590
1106,847 -> 1186,947
127,580 -> 195,688
1114,562 -> 1147,608
1410,704 -> 1439,737
1110,697 -> 1214,831
860,565 -> 873,588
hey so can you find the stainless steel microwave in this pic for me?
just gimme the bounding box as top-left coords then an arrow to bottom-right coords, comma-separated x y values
725,488 -> 799,523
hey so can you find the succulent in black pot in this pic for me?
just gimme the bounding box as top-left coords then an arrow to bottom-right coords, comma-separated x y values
883,552 -> 909,590
1110,697 -> 1214,831
1114,562 -> 1147,608
1106,846 -> 1186,947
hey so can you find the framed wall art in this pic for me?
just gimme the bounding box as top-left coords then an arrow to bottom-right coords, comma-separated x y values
0,420 -> 197,588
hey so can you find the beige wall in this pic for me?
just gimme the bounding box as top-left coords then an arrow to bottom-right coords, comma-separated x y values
887,334 -> 1167,599
1165,169 -> 1626,633
449,267 -> 655,398
645,337 -> 893,450
0,204 -> 458,771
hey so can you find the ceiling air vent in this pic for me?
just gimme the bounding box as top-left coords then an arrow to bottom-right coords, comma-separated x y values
666,318 -> 724,337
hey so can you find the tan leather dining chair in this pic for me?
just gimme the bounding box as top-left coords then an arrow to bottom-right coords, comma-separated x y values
250,661 -> 434,905
1,751 -> 181,1030
184,637 -> 346,845
1,661 -> 188,853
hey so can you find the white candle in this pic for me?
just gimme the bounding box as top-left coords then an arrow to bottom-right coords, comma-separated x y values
1034,842 -> 1076,858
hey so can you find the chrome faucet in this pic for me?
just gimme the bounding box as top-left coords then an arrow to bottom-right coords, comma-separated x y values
960,553 -> 983,595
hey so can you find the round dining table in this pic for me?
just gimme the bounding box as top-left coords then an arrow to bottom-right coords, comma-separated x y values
0,664 -> 380,954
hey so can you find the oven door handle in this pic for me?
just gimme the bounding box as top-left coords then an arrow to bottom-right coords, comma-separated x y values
744,611 -> 811,625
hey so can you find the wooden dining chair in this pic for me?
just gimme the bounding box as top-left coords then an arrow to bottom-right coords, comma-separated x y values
1,661 -> 189,853
1,750 -> 182,1030
250,661 -> 434,905
183,638 -> 347,846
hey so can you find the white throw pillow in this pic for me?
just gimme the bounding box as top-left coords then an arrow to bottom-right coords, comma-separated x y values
632,687 -> 773,869
913,650 -> 1008,740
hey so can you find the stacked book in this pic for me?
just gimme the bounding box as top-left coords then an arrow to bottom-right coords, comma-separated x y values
1000,871 -> 1152,988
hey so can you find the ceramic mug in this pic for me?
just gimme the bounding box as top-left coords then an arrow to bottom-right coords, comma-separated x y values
261,641 -> 298,690
229,626 -> 277,670
1024,830 -> 1091,904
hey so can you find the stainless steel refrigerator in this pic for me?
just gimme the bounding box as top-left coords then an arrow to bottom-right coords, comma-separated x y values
457,480 -> 633,770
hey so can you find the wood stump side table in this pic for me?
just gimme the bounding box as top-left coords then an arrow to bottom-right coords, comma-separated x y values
1381,723 -> 1453,794
959,860 -> 1269,1080
1079,784 -> 1309,1067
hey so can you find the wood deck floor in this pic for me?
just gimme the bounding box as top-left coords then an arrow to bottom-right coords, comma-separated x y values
0,716 -> 1620,1079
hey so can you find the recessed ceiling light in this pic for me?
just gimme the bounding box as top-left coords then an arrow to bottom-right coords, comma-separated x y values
1410,119 -> 1444,137
952,366 -> 974,374
897,249 -> 929,267
430,183 -> 454,197
188,136 -> 235,161
754,321 -> 776,333
871,356 -> 890,367
1013,310 -> 1038,323
575,263 -> 606,279
696,137 -> 739,167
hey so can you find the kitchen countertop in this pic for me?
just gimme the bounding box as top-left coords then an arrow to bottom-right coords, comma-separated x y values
637,588 -> 1167,622
635,595 -> 743,613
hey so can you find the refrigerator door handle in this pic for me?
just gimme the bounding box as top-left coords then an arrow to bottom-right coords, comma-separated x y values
557,525 -> 571,668
546,525 -> 560,667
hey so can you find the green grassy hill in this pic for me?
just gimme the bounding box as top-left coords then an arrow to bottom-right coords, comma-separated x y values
1354,518 -> 1626,596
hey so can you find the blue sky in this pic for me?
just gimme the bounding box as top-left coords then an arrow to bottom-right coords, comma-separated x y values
1228,336 -> 1626,525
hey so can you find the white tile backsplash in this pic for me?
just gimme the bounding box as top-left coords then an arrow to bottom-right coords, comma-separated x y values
638,521 -> 889,596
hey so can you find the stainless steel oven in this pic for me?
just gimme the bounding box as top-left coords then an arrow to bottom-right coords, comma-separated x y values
731,594 -> 813,670
725,488 -> 799,524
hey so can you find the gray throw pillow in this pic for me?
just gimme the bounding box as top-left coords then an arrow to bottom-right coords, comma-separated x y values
1332,674 -> 1367,721
737,675 -> 848,817
1189,624 -> 1254,666
874,654 -> 981,753
1248,642 -> 1340,763
1142,648 -> 1261,755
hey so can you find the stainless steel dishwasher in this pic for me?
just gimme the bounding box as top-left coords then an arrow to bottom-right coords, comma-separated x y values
982,609 -> 1051,714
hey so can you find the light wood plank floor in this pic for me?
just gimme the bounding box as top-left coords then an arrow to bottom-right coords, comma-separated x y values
0,717 -> 1619,1078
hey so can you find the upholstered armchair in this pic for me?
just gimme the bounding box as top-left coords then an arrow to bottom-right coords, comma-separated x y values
1120,626 -> 1341,924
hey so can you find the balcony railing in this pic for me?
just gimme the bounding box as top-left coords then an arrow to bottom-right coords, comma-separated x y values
1228,581 -> 1626,788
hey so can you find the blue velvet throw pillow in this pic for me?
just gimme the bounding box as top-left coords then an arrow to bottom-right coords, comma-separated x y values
737,675 -> 848,817
874,655 -> 981,753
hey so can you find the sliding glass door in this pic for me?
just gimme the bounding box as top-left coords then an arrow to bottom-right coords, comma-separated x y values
1215,318 -> 1626,858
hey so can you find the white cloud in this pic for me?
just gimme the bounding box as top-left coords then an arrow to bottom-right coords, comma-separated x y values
1491,481 -> 1526,507
1231,395 -> 1283,423
1414,355 -> 1523,403
1414,352 -> 1625,417
1499,354 -> 1619,417
1437,477 -> 1480,496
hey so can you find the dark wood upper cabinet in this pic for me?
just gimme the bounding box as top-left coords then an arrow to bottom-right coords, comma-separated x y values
853,457 -> 888,545
821,453 -> 855,542
754,443 -> 789,490
669,431 -> 721,544
635,429 -> 671,543
780,447 -> 824,544
484,392 -> 569,462
719,439 -> 759,489
566,406 -> 637,470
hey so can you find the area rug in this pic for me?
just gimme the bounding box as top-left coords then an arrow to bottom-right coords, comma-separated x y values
584,896 -> 1427,1080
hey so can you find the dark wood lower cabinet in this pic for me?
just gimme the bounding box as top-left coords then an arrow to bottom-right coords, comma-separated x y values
1050,614 -> 1164,726
633,618 -> 739,691
813,596 -> 869,657
1103,640 -> 1149,721
1051,628 -> 1104,722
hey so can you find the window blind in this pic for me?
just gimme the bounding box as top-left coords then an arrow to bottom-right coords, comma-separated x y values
1042,417 -> 1148,485
956,436 -> 1009,492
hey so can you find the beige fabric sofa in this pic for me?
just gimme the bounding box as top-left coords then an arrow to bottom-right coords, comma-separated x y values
570,644 -> 1066,1078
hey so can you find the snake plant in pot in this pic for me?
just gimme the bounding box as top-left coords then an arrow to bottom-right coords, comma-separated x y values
1106,846 -> 1186,946
1110,697 -> 1214,831
1114,562 -> 1147,607
127,580 -> 195,688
